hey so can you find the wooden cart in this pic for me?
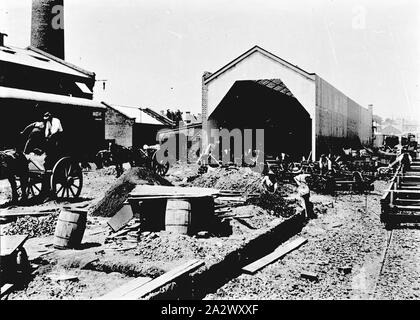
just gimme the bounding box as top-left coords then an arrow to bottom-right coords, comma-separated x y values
17,155 -> 83,201
380,159 -> 420,229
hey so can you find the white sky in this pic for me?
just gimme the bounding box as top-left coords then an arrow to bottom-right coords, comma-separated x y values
1,0 -> 419,121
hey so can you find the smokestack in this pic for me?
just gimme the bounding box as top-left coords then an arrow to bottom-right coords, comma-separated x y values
31,0 -> 64,59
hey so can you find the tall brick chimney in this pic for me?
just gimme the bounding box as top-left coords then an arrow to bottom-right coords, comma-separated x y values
31,0 -> 64,59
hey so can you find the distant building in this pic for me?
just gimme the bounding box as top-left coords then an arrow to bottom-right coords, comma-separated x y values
102,103 -> 171,148
201,45 -> 373,160
0,0 -> 105,159
0,35 -> 105,157
379,125 -> 402,136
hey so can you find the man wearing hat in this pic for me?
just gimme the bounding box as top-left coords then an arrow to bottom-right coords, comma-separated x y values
43,112 -> 63,169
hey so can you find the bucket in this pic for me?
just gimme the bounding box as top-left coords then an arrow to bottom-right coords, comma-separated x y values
54,209 -> 87,249
165,199 -> 191,235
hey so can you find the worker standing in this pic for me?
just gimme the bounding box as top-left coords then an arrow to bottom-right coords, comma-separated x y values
319,154 -> 332,175
43,112 -> 63,169
399,149 -> 412,173
294,173 -> 316,219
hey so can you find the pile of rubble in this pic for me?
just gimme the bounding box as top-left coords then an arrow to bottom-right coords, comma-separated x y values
190,167 -> 264,195
2,211 -> 59,238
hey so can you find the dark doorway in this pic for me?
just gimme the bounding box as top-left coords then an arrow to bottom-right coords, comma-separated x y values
209,80 -> 312,161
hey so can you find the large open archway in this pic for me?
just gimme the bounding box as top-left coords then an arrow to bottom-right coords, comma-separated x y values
208,79 -> 312,161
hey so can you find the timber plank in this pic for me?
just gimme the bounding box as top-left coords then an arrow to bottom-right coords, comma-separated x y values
242,237 -> 307,274
130,185 -> 219,198
107,203 -> 134,232
97,276 -> 152,300
384,189 -> 420,194
121,260 -> 204,300
0,283 -> 14,298
394,205 -> 420,211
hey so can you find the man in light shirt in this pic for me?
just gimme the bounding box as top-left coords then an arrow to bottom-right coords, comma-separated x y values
44,112 -> 63,139
43,112 -> 63,169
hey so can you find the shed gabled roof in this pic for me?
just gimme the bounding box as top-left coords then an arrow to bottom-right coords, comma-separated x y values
27,46 -> 95,77
203,45 -> 315,85
102,102 -> 136,121
380,125 -> 402,136
102,102 -> 167,125
0,44 -> 95,79
141,108 -> 176,127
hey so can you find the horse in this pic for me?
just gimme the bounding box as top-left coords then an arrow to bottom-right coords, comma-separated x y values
108,142 -> 136,177
0,149 -> 29,204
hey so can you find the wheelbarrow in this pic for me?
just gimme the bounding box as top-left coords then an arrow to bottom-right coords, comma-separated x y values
0,234 -> 31,298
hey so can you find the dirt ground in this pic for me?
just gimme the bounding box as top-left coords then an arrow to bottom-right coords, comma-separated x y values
1,164 -> 419,300
1,164 -> 297,300
205,181 -> 420,300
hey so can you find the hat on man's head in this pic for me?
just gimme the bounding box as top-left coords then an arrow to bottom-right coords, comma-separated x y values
43,112 -> 52,120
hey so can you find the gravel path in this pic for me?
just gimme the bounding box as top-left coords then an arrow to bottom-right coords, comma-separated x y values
205,181 -> 420,300
374,228 -> 420,299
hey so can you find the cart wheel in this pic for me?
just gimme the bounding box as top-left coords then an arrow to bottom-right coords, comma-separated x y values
51,157 -> 83,199
15,174 -> 43,201
152,151 -> 170,176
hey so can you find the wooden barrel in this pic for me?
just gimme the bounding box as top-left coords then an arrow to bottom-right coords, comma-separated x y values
54,209 -> 87,249
165,199 -> 191,234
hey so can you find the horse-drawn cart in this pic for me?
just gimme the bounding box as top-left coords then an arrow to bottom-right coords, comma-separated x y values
95,143 -> 171,177
17,154 -> 83,202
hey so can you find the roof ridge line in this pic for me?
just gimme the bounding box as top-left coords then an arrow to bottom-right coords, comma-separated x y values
140,107 -> 176,126
27,46 -> 95,78
204,45 -> 315,85
101,101 -> 136,120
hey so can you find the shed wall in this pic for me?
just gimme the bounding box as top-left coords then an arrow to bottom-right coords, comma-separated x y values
315,76 -> 372,154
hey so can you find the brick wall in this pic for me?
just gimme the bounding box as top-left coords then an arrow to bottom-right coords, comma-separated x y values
105,106 -> 134,147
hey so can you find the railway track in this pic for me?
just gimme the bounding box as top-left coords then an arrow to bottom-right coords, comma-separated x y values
370,228 -> 394,299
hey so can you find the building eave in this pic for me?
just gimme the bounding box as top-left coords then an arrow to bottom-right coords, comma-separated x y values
27,46 -> 95,78
140,108 -> 176,126
101,101 -> 136,121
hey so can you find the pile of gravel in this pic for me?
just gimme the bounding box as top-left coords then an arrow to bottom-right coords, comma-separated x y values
3,212 -> 59,238
192,167 -> 264,195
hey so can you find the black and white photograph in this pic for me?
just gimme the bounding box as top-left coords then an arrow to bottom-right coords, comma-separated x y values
0,0 -> 419,308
